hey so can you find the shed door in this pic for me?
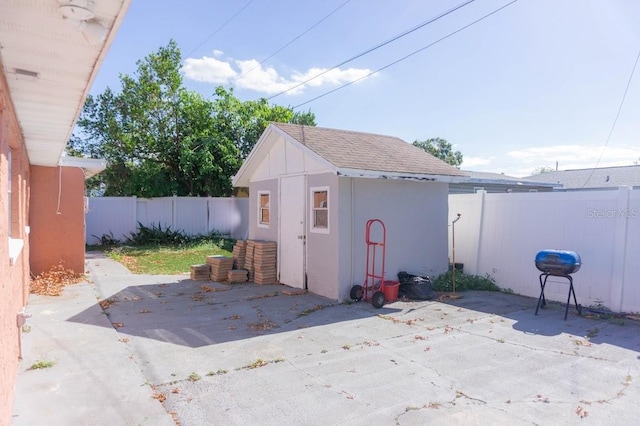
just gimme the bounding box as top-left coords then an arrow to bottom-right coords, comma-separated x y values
279,175 -> 305,288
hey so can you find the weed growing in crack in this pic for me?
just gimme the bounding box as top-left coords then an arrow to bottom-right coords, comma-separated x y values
28,360 -> 55,370
298,304 -> 326,317
235,358 -> 283,371
207,369 -> 229,376
188,372 -> 201,382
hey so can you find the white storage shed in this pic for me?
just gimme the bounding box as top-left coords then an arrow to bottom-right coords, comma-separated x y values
232,123 -> 467,301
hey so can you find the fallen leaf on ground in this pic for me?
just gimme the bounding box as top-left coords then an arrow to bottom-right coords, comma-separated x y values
152,393 -> 166,402
30,262 -> 84,296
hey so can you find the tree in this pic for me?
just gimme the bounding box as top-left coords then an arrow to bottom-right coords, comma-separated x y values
412,138 -> 463,168
531,166 -> 555,176
69,41 -> 316,196
210,87 -> 315,159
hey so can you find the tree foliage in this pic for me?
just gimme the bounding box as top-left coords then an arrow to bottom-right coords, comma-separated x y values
412,138 -> 463,168
210,86 -> 315,159
531,166 -> 555,176
69,40 -> 316,197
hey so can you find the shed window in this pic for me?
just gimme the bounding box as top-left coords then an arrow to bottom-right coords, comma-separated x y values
258,191 -> 270,227
311,187 -> 329,233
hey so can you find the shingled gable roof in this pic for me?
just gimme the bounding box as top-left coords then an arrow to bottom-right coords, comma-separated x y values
233,123 -> 467,187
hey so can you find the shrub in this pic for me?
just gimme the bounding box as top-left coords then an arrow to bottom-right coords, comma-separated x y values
92,231 -> 120,247
125,222 -> 189,246
432,270 -> 500,292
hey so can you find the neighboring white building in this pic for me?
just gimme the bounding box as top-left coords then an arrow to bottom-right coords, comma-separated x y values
525,165 -> 640,190
233,123 -> 467,301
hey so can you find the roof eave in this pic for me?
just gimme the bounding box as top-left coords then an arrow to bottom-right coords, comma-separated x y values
56,0 -> 133,166
465,177 -> 561,188
335,168 -> 469,183
58,156 -> 107,179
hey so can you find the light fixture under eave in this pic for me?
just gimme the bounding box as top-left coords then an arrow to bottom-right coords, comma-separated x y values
58,0 -> 107,46
59,4 -> 95,21
79,20 -> 108,45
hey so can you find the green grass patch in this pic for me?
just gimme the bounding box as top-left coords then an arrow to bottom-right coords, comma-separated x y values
106,239 -> 234,274
432,270 -> 501,292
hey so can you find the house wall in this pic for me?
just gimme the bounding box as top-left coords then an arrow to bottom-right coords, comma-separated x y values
0,72 -> 31,426
341,178 -> 449,300
306,173 -> 340,299
248,178 -> 279,242
30,166 -> 85,275
449,188 -> 640,312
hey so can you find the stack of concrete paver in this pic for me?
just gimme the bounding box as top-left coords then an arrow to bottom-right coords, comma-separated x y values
228,269 -> 248,283
207,256 -> 234,282
190,264 -> 210,281
245,240 -> 255,282
232,240 -> 247,269
252,241 -> 277,284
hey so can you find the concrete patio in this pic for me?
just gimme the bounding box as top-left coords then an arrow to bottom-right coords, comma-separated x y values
13,253 -> 640,425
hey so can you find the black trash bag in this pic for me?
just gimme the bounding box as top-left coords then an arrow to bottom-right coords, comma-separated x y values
397,271 -> 435,300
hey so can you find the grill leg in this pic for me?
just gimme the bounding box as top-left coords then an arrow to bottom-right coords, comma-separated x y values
564,275 -> 572,320
535,273 -> 548,316
569,277 -> 581,317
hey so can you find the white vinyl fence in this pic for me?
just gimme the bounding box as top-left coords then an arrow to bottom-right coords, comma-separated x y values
86,196 -> 249,244
448,186 -> 639,313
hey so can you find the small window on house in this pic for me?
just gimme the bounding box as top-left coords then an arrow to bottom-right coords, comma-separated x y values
258,191 -> 270,227
311,187 -> 329,233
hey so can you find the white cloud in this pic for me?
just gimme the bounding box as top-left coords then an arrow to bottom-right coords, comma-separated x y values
459,145 -> 640,178
503,144 -> 640,177
212,49 -> 224,57
461,156 -> 495,168
181,56 -> 236,84
180,54 -> 372,96
508,145 -> 640,166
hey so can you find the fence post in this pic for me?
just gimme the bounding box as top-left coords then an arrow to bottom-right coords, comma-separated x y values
207,196 -> 212,235
610,186 -> 631,312
172,195 -> 178,230
474,190 -> 486,276
132,196 -> 137,233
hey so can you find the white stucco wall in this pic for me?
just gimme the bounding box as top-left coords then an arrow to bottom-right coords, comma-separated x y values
339,178 -> 450,300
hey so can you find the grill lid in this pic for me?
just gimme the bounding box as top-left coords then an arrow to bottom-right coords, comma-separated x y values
535,249 -> 581,275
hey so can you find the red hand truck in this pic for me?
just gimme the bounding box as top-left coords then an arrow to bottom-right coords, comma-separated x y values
350,219 -> 388,308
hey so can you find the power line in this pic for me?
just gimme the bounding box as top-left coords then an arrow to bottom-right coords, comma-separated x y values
186,0 -> 255,58
267,0 -> 477,100
235,0 -> 352,83
581,47 -> 640,188
292,0 -> 520,109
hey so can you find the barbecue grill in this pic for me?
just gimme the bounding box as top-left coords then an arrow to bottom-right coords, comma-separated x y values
535,250 -> 581,275
534,249 -> 582,320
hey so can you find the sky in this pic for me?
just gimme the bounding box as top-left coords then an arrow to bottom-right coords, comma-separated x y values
90,0 -> 640,178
